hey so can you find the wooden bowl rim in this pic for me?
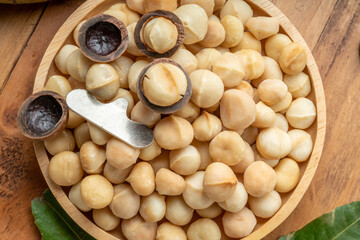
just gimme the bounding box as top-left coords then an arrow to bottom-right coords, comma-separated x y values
32,0 -> 326,239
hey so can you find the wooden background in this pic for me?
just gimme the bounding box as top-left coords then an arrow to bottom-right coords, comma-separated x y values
0,0 -> 359,239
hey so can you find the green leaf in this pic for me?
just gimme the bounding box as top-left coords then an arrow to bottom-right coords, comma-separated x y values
31,189 -> 96,240
279,201 -> 360,240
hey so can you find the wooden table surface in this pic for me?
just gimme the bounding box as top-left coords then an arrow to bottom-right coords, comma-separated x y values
0,0 -> 359,239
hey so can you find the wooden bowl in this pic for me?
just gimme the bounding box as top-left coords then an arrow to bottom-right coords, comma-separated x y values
32,0 -> 326,239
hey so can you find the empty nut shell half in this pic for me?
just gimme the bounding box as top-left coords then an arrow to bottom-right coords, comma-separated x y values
78,14 -> 128,63
134,10 -> 184,58
17,91 -> 68,140
137,58 -> 192,114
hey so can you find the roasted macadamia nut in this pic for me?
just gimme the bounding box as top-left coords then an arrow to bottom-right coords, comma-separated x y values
173,101 -> 200,122
274,158 -> 300,193
88,122 -> 111,146
241,126 -> 259,145
273,113 -> 289,132
67,110 -> 85,129
139,140 -> 161,161
269,91 -> 293,114
49,151 -> 83,186
265,33 -> 292,61
170,145 -> 201,175
181,0 -> 215,17
126,162 -> 155,196
193,111 -> 222,141
221,15 -> 244,48
74,123 -> 91,149
220,0 -> 253,25
139,192 -> 166,222
187,218 -> 221,240
121,215 -> 157,240
106,137 -> 140,169
156,222 -> 187,240
199,20 -> 226,48
257,127 -> 292,159
69,182 -> 91,212
191,139 -> 213,170
103,161 -> 133,184
231,142 -> 254,173
218,181 -> 248,213
55,44 -> 79,74
110,183 -> 140,219
109,3 -> 140,25
196,203 -> 223,218
127,22 -> 145,56
149,151 -> 170,173
142,63 -> 187,107
81,175 -> 113,209
131,101 -> 161,128
110,56 -> 134,89
246,17 -> 279,40
212,52 -> 245,87
288,129 -> 313,162
284,72 -> 311,98
251,101 -> 276,128
183,171 -> 214,209
209,131 -> 245,166
279,42 -> 307,75
80,141 -> 106,174
110,88 -> 135,116
190,69 -> 224,108
252,144 -> 279,168
156,168 -> 186,195
222,207 -> 257,238
249,190 -> 282,218
66,49 -> 93,82
220,89 -> 256,130
44,129 -> 75,156
203,162 -> 237,202
196,48 -> 221,70
252,56 -> 283,87
244,161 -> 277,197
144,0 -> 177,13
258,79 -> 288,105
231,32 -> 261,53
171,49 -> 198,74
93,207 -> 120,231
235,49 -> 265,80
103,9 -> 128,25
286,97 -> 316,129
44,75 -> 72,97
143,17 -> 178,53
165,196 -> 194,226
174,4 -> 208,44
154,115 -> 194,150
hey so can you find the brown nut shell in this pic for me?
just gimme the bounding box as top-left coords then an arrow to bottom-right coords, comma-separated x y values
134,10 -> 184,58
17,91 -> 68,141
78,14 -> 128,63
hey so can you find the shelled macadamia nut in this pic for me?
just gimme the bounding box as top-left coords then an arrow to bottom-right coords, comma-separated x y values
109,3 -> 140,25
249,190 -> 282,218
174,4 -> 208,44
165,196 -> 194,226
139,192 -> 166,222
252,56 -> 283,87
73,20 -> 86,46
273,113 -> 289,132
110,183 -> 140,219
252,144 -> 279,168
274,158 -> 300,193
44,129 -> 75,156
221,15 -> 244,48
220,0 -> 253,25
241,126 -> 259,146
209,131 -> 245,166
110,56 -> 134,89
181,0 -> 214,17
44,75 -> 72,97
190,69 -> 224,108
196,48 -> 221,70
127,22 -> 145,56
154,115 -> 194,150
67,110 -> 85,129
199,20 -> 225,48
214,0 -> 226,11
234,81 -> 254,99
88,122 -> 111,146
246,17 -> 279,40
144,0 -> 177,13
69,182 -> 91,212
187,218 -> 221,240
74,123 -> 91,149
173,101 -> 200,122
196,203 -> 223,218
231,142 -> 254,173
66,49 -> 93,82
93,206 -> 120,231
183,171 -> 214,209
185,42 -> 205,55
265,33 -> 292,61
110,88 -> 135,116
244,161 -> 277,197
220,89 -> 256,130
121,215 -> 157,240
258,79 -> 288,105
286,97 -> 316,129
49,151 -> 83,186
139,140 -> 161,161
149,151 -> 170,173
204,102 -> 220,113
170,145 -> 201,175
215,46 -> 230,54
131,101 -> 161,128
284,72 -> 311,98
257,127 -> 292,159
203,162 -> 237,202
235,49 -> 265,80
103,161 -> 133,184
80,141 -> 106,174
156,222 -> 187,240
218,181 -> 248,213
222,207 -> 257,238
193,111 -> 222,141
171,49 -> 198,74
126,162 -> 155,196
103,9 -> 128,25
268,92 -> 293,114
81,175 -> 113,209
55,44 -> 79,74
191,139 -> 213,170
279,42 -> 307,75
251,101 -> 276,128
106,137 -> 140,169
156,168 -> 186,195
212,52 -> 245,87
288,129 -> 313,162
231,32 -> 261,53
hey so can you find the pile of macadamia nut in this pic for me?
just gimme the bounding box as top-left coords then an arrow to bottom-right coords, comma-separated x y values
44,0 -> 317,239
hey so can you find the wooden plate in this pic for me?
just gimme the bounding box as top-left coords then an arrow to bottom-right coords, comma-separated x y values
32,0 -> 326,239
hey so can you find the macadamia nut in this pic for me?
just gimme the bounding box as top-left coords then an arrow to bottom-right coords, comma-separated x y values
126,162 -> 155,196
288,129 -> 313,162
110,88 -> 135,116
55,44 -> 79,74
220,0 -> 253,25
139,192 -> 166,222
127,22 -> 145,56
246,17 -> 279,40
156,222 -> 187,240
249,190 -> 282,218
244,161 -> 277,197
110,56 -> 134,89
80,141 -> 106,174
81,175 -> 113,209
231,32 -> 261,53
251,101 -> 276,128
196,203 -> 223,218
268,91 -> 293,114
199,20 -> 226,48
236,49 -> 265,80
44,75 -> 72,98
252,56 -> 283,87
212,52 -> 245,87
66,49 -> 93,82
258,79 -> 288,105
149,151 -> 170,173
284,72 -> 311,98
106,137 -> 140,169
274,158 -> 300,193
193,111 -> 222,141
286,97 -> 316,129
218,181 -> 248,213
103,161 -> 133,184
131,101 -> 161,128
222,207 -> 257,238
69,182 -> 91,212
181,0 -> 214,17
273,113 -> 289,132
165,196 -> 194,226
110,183 -> 140,219
187,218 -> 221,240
171,49 -> 198,74
241,126 -> 259,145
256,127 -> 292,159
44,129 -> 75,156
74,123 -> 91,149
252,144 -> 279,168
196,48 -> 221,70
103,9 -> 128,25
121,215 -> 157,240
93,207 -> 120,231
109,3 -> 140,24
191,139 -> 213,170
139,140 -> 161,161
183,171 -> 214,209
87,122 -> 111,146
279,42 -> 307,75
156,168 -> 186,195
265,33 -> 292,61
173,101 -> 200,122
231,142 -> 254,173
170,145 -> 201,175
221,15 -> 244,48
